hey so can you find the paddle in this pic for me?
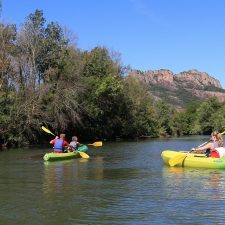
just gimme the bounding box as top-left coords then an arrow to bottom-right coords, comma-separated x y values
168,131 -> 225,167
168,143 -> 209,167
41,126 -> 55,136
88,141 -> 103,147
74,149 -> 89,159
41,126 -> 90,159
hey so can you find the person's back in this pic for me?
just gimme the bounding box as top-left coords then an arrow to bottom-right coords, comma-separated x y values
50,133 -> 69,153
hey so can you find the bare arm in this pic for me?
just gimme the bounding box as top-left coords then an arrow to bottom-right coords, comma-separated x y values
50,136 -> 58,144
194,142 -> 213,151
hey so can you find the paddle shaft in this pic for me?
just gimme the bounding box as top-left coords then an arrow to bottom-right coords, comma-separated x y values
41,126 -> 56,137
195,131 -> 225,149
197,141 -> 209,148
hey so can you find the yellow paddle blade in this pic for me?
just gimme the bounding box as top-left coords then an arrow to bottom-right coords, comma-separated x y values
78,151 -> 90,159
88,141 -> 103,147
168,154 -> 187,167
41,126 -> 55,136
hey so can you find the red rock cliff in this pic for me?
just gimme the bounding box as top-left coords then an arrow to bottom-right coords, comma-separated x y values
129,69 -> 225,109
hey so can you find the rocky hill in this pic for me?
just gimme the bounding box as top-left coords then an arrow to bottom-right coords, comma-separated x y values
129,69 -> 225,110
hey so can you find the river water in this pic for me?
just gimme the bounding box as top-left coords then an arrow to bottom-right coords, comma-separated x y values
1,136 -> 225,225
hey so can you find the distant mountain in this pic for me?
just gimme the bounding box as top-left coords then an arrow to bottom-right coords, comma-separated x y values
129,69 -> 225,110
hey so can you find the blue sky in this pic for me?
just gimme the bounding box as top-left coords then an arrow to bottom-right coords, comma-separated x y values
2,0 -> 225,88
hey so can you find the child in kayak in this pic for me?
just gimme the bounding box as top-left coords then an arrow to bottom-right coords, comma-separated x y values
50,133 -> 71,153
69,136 -> 81,151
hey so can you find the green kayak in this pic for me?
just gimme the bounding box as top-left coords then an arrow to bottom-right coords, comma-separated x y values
43,145 -> 88,161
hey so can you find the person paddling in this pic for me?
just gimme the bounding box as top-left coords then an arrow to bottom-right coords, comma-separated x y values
192,131 -> 223,156
209,132 -> 225,158
50,133 -> 71,153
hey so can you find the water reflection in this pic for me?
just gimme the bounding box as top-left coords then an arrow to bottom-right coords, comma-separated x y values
91,157 -> 104,180
43,160 -> 74,195
43,157 -> 104,196
162,166 -> 225,202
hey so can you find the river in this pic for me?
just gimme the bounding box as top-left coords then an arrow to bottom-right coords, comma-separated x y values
1,136 -> 225,225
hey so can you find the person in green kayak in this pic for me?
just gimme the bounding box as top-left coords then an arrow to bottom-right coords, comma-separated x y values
192,131 -> 223,156
50,133 -> 71,153
69,136 -> 82,151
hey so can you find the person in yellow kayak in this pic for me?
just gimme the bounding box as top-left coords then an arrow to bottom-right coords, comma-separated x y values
192,131 -> 224,157
50,133 -> 71,153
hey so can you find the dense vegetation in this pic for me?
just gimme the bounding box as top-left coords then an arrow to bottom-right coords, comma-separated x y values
1,10 -> 225,147
149,84 -> 200,107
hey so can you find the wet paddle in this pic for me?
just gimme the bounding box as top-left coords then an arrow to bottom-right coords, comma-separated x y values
41,126 -> 90,159
76,150 -> 90,159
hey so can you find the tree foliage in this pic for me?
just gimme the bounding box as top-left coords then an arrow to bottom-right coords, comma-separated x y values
1,9 -> 225,147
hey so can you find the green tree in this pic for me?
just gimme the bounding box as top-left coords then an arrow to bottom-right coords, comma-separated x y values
153,100 -> 175,136
122,76 -> 158,138
0,23 -> 16,91
197,97 -> 221,134
175,101 -> 201,135
82,47 -> 121,78
0,10 -> 83,146
0,23 -> 18,146
77,47 -> 128,139
210,103 -> 225,132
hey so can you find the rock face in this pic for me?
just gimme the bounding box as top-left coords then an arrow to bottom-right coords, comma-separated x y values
130,69 -> 174,85
175,69 -> 222,88
129,69 -> 225,109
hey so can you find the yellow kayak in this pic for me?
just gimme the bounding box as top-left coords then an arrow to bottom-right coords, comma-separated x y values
161,150 -> 225,169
